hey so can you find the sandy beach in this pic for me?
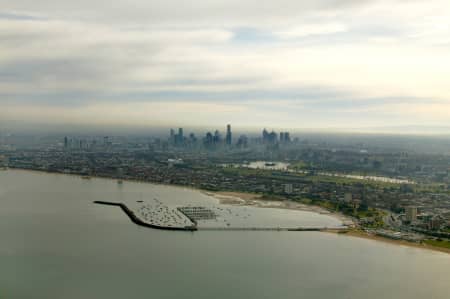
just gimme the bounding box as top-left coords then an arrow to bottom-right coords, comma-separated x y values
203,191 -> 354,226
205,190 -> 450,255
326,229 -> 450,255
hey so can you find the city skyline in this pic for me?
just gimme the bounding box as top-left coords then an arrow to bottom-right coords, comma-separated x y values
2,0 -> 450,132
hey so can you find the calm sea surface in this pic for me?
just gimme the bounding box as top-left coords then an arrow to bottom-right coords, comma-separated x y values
1,169 -> 449,299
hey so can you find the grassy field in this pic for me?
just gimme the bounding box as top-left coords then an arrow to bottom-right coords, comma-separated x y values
288,161 -> 308,169
221,166 -> 401,188
309,174 -> 399,188
219,163 -> 450,195
423,239 -> 450,249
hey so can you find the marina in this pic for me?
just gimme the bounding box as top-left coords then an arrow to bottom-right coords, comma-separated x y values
95,198 -> 349,232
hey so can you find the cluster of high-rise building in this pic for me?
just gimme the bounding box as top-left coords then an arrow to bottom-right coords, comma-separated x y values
62,125 -> 293,152
279,132 -> 291,143
168,125 -> 292,149
170,128 -> 187,147
169,124 -> 234,149
64,136 -> 91,150
262,129 -> 291,144
63,136 -> 111,150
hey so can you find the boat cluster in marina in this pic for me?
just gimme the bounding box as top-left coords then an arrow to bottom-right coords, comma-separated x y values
177,205 -> 256,228
134,198 -> 195,229
177,206 -> 217,221
129,201 -> 258,229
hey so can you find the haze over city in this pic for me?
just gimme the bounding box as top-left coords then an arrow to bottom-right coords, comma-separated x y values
2,0 -> 450,133
2,1 -> 450,299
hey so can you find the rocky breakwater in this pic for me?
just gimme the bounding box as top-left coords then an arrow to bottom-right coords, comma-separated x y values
94,199 -> 197,231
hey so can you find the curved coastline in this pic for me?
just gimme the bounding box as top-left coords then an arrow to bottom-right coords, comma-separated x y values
203,191 -> 354,225
6,168 -> 449,254
327,229 -> 450,255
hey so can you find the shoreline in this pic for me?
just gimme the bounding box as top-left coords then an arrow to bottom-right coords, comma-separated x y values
5,168 -> 449,254
7,169 -> 350,220
325,229 -> 450,255
203,190 -> 355,226
7,167 -> 208,192
204,190 -> 449,255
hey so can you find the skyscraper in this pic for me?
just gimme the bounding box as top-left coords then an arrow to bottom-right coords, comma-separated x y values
236,135 -> 248,148
268,131 -> 277,144
213,130 -> 221,144
226,124 -> 232,146
284,132 -> 291,143
204,132 -> 213,148
262,128 -> 269,142
169,129 -> 175,145
406,206 -> 417,222
175,128 -> 184,146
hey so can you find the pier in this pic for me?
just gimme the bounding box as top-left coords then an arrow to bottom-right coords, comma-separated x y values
198,227 -> 347,232
199,227 -> 321,231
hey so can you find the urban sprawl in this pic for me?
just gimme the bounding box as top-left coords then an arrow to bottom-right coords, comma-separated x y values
1,125 -> 450,245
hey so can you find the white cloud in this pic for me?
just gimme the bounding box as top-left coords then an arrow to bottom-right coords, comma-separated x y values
1,0 -> 450,130
0,101 -> 249,127
277,23 -> 347,38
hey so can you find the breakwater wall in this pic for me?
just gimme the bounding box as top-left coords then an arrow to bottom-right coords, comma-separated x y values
94,201 -> 197,231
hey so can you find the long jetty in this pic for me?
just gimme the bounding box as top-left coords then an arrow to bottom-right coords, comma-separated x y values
198,227 -> 347,232
199,227 -> 319,231
94,201 -> 197,231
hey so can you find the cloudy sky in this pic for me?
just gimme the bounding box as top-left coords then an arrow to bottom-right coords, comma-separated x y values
1,0 -> 450,132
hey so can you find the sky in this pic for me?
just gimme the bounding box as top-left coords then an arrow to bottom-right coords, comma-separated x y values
1,0 -> 450,132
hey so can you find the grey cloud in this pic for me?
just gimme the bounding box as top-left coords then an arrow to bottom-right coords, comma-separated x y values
0,1 -> 373,24
1,1 -> 450,129
0,12 -> 42,20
